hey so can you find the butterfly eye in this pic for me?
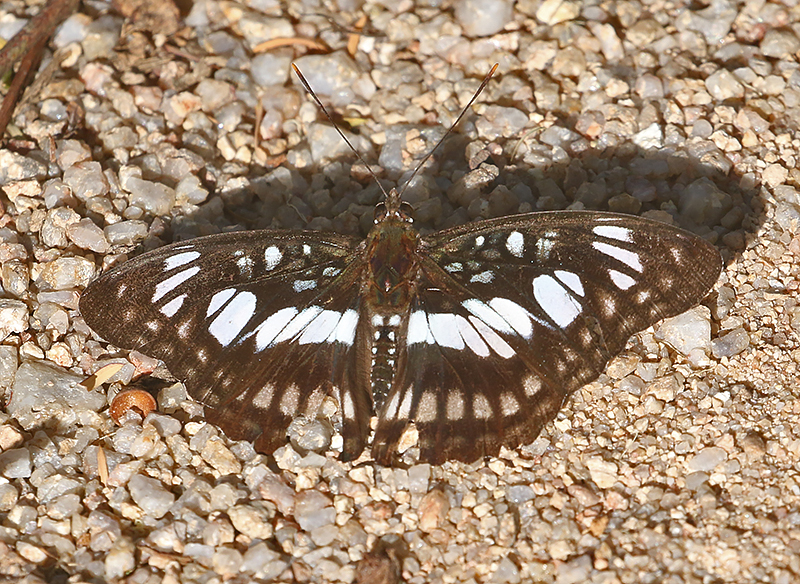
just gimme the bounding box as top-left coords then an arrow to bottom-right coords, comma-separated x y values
399,201 -> 414,222
374,203 -> 388,223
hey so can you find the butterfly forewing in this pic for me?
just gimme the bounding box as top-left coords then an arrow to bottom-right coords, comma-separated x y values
80,229 -> 377,456
370,212 -> 722,464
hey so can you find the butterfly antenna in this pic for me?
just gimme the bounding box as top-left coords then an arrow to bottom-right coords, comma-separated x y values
292,63 -> 390,200
398,63 -> 499,198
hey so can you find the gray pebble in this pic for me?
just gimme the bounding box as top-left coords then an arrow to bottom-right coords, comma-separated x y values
294,490 -> 335,530
711,328 -> 750,358
454,0 -> 513,37
128,474 -> 175,519
104,220 -> 149,245
0,447 -> 32,478
686,447 -> 727,472
0,299 -> 28,341
657,306 -> 712,356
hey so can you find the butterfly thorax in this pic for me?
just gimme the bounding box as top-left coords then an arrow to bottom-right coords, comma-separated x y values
361,196 -> 420,409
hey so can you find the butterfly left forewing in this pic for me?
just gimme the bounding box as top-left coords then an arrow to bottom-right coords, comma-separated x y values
80,229 -> 375,454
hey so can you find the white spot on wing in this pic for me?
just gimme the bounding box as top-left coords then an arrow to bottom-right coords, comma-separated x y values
592,242 -> 643,272
609,269 -> 636,290
298,310 -> 341,344
254,307 -> 298,350
384,391 -> 400,419
524,375 -> 542,397
473,394 -> 492,419
468,316 -> 515,359
293,279 -> 317,292
209,291 -> 257,346
271,306 -> 322,345
415,391 -> 437,423
470,270 -> 494,284
506,231 -> 524,257
237,255 -> 254,275
554,270 -> 584,297
388,314 -> 401,327
207,288 -> 236,318
160,294 -> 187,317
253,384 -> 275,408
428,313 -> 465,349
446,391 -> 465,420
280,384 -> 299,415
264,245 -> 282,270
322,266 -> 341,277
488,298 -> 533,339
303,244 -> 311,255
475,235 -> 485,248
461,299 -> 514,335
532,275 -> 582,328
500,392 -> 519,416
397,390 -> 413,419
593,225 -> 633,242
455,315 -> 489,357
445,262 -> 463,273
164,251 -> 199,271
342,391 -> 355,419
330,309 -> 358,346
407,310 -> 430,345
152,266 -> 199,302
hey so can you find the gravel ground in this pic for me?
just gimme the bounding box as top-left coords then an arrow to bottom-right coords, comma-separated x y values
0,0 -> 799,582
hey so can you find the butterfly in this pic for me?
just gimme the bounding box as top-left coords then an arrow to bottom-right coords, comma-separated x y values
80,186 -> 722,464
79,65 -> 722,465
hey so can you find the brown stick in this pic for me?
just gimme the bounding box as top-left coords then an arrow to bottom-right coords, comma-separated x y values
0,0 -> 78,77
0,0 -> 79,138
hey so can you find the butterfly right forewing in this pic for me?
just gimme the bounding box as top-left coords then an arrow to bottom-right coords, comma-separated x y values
371,211 -> 722,464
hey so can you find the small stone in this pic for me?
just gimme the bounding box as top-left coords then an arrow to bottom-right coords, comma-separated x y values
491,556 -> 521,583
104,538 -> 135,579
555,554 -> 593,584
418,489 -> 450,532
125,177 -> 176,216
762,163 -> 788,187
0,448 -> 32,478
228,504 -> 273,540
37,256 -> 96,290
128,474 -> 175,519
657,306 -> 712,356
686,446 -> 727,472
711,328 -> 750,358
407,464 -> 431,494
294,490 -> 335,531
475,105 -> 529,140
8,361 -> 103,431
705,69 -> 745,101
0,299 -> 28,341
66,218 -> 110,253
201,436 -> 242,475
252,52 -> 293,87
536,0 -> 580,26
455,0 -> 513,36
761,29 -> 800,58
586,457 -> 619,489
104,220 -> 148,245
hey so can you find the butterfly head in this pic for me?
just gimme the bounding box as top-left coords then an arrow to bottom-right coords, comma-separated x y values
374,188 -> 414,225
